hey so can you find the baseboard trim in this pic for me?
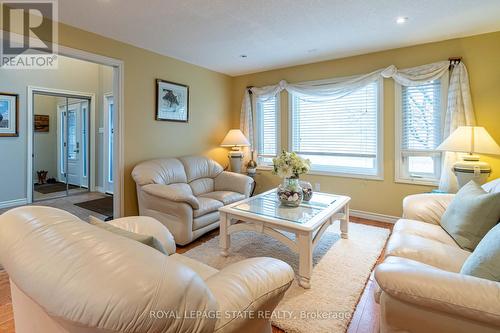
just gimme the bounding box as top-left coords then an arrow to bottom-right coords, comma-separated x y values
0,198 -> 28,209
350,209 -> 399,224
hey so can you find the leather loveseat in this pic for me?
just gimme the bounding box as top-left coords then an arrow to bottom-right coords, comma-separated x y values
374,180 -> 500,333
132,156 -> 254,245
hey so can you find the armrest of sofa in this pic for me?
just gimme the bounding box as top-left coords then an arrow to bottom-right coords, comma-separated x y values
402,193 -> 455,225
375,256 -> 500,326
142,183 -> 199,209
205,257 -> 294,332
214,171 -> 254,197
108,216 -> 176,255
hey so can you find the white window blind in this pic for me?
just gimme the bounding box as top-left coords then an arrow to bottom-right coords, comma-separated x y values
256,96 -> 279,165
291,80 -> 380,176
396,79 -> 444,183
402,81 -> 442,151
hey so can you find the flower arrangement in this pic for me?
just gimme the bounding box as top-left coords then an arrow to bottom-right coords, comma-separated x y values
273,151 -> 311,206
272,151 -> 311,179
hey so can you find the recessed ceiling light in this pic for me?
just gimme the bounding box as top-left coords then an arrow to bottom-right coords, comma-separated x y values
396,17 -> 408,24
239,54 -> 248,58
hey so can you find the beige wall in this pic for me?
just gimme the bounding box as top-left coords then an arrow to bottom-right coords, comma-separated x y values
55,24 -> 232,215
231,31 -> 500,217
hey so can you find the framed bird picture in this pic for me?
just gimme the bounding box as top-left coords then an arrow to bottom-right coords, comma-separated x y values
0,93 -> 19,137
155,79 -> 189,122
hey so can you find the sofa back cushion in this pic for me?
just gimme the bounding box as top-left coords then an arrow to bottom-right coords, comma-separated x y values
179,156 -> 223,183
482,178 -> 500,194
190,178 -> 215,196
132,158 -> 187,186
461,223 -> 500,281
441,181 -> 500,251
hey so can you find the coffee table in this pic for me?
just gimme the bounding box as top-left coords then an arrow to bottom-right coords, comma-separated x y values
219,189 -> 351,288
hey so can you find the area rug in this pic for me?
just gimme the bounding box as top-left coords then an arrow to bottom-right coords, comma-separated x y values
74,196 -> 113,218
183,221 -> 390,333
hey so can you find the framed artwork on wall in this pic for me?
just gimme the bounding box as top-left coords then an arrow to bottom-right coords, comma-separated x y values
156,79 -> 189,122
34,115 -> 50,132
0,93 -> 19,137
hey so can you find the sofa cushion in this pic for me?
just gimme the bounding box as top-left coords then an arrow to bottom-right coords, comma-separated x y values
193,197 -> 223,218
193,211 -> 220,231
131,158 -> 187,186
200,191 -> 245,205
393,219 -> 457,246
441,181 -> 500,251
179,156 -> 223,182
461,223 -> 500,281
385,231 -> 470,272
190,178 -> 215,195
89,216 -> 167,254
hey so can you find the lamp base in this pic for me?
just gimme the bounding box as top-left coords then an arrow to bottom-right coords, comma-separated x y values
228,151 -> 244,173
453,158 -> 490,188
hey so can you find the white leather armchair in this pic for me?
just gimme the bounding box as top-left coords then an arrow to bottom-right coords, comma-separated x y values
132,156 -> 254,245
375,185 -> 500,333
0,206 -> 294,333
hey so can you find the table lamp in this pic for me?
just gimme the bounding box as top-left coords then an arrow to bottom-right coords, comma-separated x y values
436,126 -> 500,187
220,129 -> 250,173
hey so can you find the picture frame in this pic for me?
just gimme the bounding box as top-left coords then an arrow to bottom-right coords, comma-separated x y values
156,79 -> 189,122
34,114 -> 50,132
0,93 -> 19,137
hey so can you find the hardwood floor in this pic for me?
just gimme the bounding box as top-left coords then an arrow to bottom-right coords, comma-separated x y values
0,217 -> 392,333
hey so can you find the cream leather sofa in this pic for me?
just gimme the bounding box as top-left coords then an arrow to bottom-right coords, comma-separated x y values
0,206 -> 294,333
375,189 -> 500,333
132,156 -> 254,245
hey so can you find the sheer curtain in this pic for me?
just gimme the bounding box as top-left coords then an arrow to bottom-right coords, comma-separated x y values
240,61 -> 476,191
439,62 -> 476,192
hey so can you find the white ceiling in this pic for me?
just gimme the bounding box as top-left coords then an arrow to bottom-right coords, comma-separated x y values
58,0 -> 500,76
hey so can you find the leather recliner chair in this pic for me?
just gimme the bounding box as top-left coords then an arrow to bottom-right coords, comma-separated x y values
0,206 -> 294,333
132,156 -> 254,245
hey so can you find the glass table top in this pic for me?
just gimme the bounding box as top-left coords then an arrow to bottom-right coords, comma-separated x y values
232,191 -> 337,224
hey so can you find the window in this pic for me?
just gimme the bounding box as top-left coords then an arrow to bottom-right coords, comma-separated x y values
256,96 -> 279,166
395,78 -> 447,184
290,79 -> 382,177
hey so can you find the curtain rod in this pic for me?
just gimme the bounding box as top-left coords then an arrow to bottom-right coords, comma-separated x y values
449,57 -> 462,69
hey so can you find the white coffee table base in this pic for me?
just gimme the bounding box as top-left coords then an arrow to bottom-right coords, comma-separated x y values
219,203 -> 349,289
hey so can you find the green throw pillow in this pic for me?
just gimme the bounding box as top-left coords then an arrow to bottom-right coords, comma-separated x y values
89,217 -> 167,254
461,223 -> 500,281
441,181 -> 500,251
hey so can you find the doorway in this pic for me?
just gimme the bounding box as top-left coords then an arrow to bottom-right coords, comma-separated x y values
32,92 -> 92,201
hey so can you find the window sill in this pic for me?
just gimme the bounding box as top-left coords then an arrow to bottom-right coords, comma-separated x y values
394,177 -> 439,187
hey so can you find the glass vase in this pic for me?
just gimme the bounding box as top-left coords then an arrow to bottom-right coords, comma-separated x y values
277,178 -> 303,207
299,180 -> 313,201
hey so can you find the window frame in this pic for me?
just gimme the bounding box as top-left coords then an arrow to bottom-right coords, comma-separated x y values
287,77 -> 384,180
255,94 -> 280,168
394,75 -> 448,186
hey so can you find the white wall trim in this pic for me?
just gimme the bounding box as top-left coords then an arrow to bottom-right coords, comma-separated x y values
1,30 -> 125,218
95,186 -> 105,193
0,198 -> 28,209
350,209 -> 399,224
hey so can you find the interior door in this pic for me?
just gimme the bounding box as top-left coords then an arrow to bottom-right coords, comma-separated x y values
66,103 -> 82,186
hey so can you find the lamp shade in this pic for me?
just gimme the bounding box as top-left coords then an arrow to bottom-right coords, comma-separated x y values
220,129 -> 250,147
436,126 -> 500,155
